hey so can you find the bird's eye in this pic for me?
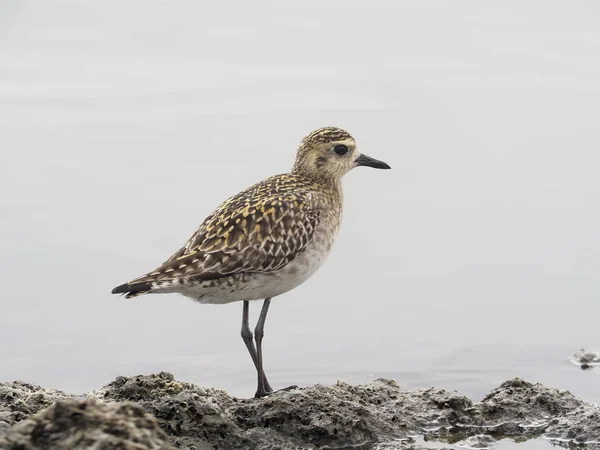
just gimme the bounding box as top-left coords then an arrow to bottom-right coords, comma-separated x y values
334,145 -> 348,156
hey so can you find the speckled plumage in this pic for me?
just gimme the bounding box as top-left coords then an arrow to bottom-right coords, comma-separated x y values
112,126 -> 390,397
118,173 -> 342,303
112,127 -> 366,303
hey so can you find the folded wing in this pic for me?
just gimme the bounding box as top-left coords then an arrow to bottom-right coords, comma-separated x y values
112,175 -> 321,297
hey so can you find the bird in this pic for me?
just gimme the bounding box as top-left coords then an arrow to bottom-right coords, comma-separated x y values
111,127 -> 391,398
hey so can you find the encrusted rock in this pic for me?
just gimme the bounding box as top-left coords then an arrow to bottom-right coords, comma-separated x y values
1,399 -> 174,450
1,374 -> 599,449
0,380 -> 71,438
92,371 -> 247,449
233,379 -> 409,448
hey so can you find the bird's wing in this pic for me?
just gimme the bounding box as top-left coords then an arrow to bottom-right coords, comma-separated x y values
117,175 -> 321,293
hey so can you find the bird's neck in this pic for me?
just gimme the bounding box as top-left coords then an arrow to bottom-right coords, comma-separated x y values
292,167 -> 343,193
307,174 -> 343,199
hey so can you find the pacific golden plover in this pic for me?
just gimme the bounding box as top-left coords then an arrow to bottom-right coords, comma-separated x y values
112,127 -> 390,397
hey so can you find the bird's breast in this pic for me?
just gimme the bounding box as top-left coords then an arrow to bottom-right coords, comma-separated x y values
275,207 -> 341,285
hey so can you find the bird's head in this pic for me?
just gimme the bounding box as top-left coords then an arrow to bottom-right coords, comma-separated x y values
291,127 -> 390,184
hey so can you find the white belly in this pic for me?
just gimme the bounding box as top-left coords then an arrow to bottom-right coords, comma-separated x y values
175,224 -> 337,304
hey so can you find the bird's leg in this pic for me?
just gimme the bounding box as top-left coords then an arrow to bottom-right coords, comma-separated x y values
252,299 -> 298,398
254,298 -> 272,398
241,300 -> 272,393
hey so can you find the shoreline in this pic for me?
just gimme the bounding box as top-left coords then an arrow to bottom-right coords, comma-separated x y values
1,372 -> 599,449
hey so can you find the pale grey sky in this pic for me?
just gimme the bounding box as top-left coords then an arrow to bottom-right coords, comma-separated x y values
1,1 -> 599,401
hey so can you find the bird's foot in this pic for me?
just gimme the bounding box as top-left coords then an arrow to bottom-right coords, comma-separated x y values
254,385 -> 298,398
277,384 -> 298,392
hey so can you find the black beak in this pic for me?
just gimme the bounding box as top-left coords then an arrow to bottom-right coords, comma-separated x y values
354,153 -> 391,170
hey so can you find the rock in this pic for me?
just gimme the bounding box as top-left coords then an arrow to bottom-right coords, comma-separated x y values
1,374 -> 599,450
457,378 -> 600,448
1,399 -> 174,450
92,371 -> 246,449
453,434 -> 496,449
572,349 -> 600,370
472,377 -> 582,427
233,379 -> 410,448
0,380 -> 71,438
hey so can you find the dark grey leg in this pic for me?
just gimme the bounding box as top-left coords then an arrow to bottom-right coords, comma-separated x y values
254,298 -> 272,398
241,301 -> 272,393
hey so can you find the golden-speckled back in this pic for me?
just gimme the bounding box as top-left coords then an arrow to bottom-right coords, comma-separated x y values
125,173 -> 342,295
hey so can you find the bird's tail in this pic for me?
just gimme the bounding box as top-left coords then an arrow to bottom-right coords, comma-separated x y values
111,281 -> 153,299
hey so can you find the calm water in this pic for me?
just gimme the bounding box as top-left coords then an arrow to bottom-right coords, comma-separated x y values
1,0 -> 599,436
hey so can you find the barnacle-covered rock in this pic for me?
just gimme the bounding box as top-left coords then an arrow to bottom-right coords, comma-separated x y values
1,374 -> 599,450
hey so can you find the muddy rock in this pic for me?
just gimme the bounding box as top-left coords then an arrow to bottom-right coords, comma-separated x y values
92,372 -> 246,450
463,378 -> 597,445
233,379 -> 410,448
1,373 -> 599,450
91,375 -> 470,449
0,380 -> 71,438
452,434 -> 497,449
1,399 -> 174,450
463,377 -> 582,431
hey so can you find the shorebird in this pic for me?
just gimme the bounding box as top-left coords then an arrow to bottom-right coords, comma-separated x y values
112,127 -> 390,397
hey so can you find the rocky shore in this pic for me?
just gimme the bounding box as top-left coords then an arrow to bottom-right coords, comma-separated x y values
1,372 -> 599,449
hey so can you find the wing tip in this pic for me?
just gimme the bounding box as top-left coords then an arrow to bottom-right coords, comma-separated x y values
111,283 -> 130,294
111,281 -> 152,296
